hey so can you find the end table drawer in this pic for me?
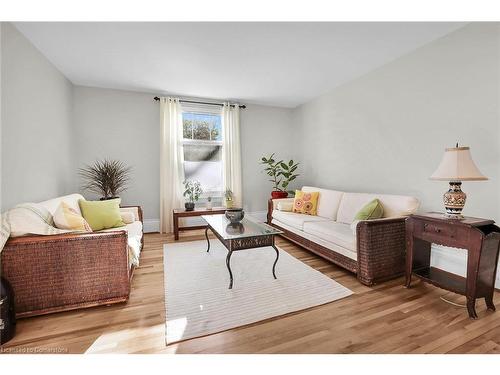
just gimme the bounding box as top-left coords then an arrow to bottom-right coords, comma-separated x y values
422,222 -> 457,241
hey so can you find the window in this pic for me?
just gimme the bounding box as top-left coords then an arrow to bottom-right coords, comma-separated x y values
182,107 -> 223,197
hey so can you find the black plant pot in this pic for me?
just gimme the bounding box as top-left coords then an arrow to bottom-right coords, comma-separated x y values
100,196 -> 120,201
185,202 -> 195,211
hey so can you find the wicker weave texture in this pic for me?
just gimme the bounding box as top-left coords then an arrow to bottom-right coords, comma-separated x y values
356,218 -> 406,285
1,231 -> 131,317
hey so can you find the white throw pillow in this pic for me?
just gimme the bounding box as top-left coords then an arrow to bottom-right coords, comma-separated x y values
120,211 -> 135,224
54,202 -> 92,232
277,201 -> 293,212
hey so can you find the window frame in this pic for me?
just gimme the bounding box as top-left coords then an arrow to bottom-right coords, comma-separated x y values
180,103 -> 224,200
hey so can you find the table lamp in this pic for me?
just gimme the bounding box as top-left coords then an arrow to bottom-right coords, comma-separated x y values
430,143 -> 487,218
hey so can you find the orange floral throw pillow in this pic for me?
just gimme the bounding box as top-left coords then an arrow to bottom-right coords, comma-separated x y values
293,190 -> 319,216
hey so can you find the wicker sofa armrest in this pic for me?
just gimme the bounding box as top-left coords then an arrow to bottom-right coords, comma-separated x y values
267,198 -> 294,224
355,216 -> 407,285
1,230 -> 130,317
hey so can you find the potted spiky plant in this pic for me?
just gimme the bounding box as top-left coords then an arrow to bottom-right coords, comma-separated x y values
260,153 -> 300,199
183,180 -> 203,211
79,159 -> 131,200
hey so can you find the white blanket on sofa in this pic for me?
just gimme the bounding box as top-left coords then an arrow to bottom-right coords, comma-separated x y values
0,203 -> 77,253
0,203 -> 141,268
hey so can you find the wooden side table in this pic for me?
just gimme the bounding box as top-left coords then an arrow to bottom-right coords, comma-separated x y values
173,207 -> 226,240
405,212 -> 500,319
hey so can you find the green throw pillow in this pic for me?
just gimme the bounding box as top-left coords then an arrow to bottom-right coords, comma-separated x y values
79,198 -> 125,231
354,199 -> 384,221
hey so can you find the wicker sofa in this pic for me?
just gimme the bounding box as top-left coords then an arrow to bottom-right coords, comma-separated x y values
1,194 -> 143,318
267,186 -> 419,285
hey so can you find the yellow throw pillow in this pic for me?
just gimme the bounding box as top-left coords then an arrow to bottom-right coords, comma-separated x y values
293,190 -> 319,216
54,202 -> 92,232
79,198 -> 125,231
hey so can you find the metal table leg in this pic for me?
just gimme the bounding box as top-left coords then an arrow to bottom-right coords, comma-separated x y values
226,250 -> 234,289
205,226 -> 210,253
272,244 -> 279,279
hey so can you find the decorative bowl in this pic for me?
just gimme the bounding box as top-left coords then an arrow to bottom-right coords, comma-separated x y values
225,208 -> 244,223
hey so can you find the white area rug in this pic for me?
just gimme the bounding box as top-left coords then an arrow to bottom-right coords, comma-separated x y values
164,240 -> 353,345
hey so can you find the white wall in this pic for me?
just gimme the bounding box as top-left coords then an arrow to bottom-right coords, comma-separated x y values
72,86 -> 296,225
292,23 -> 500,285
1,23 -> 75,210
73,86 -> 160,220
293,23 -> 500,222
240,104 -> 298,213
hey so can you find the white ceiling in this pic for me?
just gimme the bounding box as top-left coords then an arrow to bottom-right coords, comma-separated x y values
14,22 -> 466,108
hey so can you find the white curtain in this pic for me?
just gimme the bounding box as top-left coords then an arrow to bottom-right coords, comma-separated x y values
221,103 -> 243,207
160,97 -> 185,233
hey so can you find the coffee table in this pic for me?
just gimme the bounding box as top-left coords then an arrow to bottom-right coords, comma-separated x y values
202,214 -> 283,289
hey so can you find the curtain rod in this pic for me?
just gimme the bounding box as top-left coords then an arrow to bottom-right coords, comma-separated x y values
153,96 -> 246,109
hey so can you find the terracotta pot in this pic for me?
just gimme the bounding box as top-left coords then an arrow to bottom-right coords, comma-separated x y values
271,191 -> 288,199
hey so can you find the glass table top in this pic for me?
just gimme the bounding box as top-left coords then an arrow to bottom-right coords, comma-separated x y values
202,214 -> 283,240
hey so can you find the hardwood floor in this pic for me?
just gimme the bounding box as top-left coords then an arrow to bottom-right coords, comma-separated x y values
2,231 -> 500,354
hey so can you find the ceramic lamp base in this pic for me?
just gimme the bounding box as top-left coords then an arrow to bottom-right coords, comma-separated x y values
443,181 -> 466,219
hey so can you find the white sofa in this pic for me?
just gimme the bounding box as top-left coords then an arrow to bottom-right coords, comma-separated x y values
267,186 -> 419,285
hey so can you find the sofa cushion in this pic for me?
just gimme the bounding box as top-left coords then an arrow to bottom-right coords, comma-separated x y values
276,200 -> 293,212
272,219 -> 357,261
53,202 -> 92,232
302,186 -> 344,220
293,190 -> 319,215
354,199 -> 384,220
79,198 -> 125,231
38,193 -> 85,216
303,221 -> 356,251
272,210 -> 329,231
120,211 -> 135,224
337,192 -> 419,224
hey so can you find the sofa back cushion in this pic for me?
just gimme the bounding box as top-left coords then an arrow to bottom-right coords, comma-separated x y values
302,186 -> 344,220
337,192 -> 419,224
38,193 -> 86,216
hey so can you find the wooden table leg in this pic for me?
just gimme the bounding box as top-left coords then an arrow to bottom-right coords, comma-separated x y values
485,294 -> 496,311
466,247 -> 481,319
173,213 -> 179,241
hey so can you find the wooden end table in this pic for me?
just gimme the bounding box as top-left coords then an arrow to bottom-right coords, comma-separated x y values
405,212 -> 500,319
173,207 -> 226,240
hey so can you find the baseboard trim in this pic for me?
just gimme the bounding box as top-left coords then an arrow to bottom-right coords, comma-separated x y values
143,219 -> 160,233
143,211 -> 268,234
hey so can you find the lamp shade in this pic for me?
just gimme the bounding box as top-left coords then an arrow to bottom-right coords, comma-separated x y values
430,146 -> 488,181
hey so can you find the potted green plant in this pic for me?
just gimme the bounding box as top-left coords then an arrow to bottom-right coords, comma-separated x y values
224,189 -> 234,208
79,159 -> 131,200
260,153 -> 300,199
183,180 -> 203,211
